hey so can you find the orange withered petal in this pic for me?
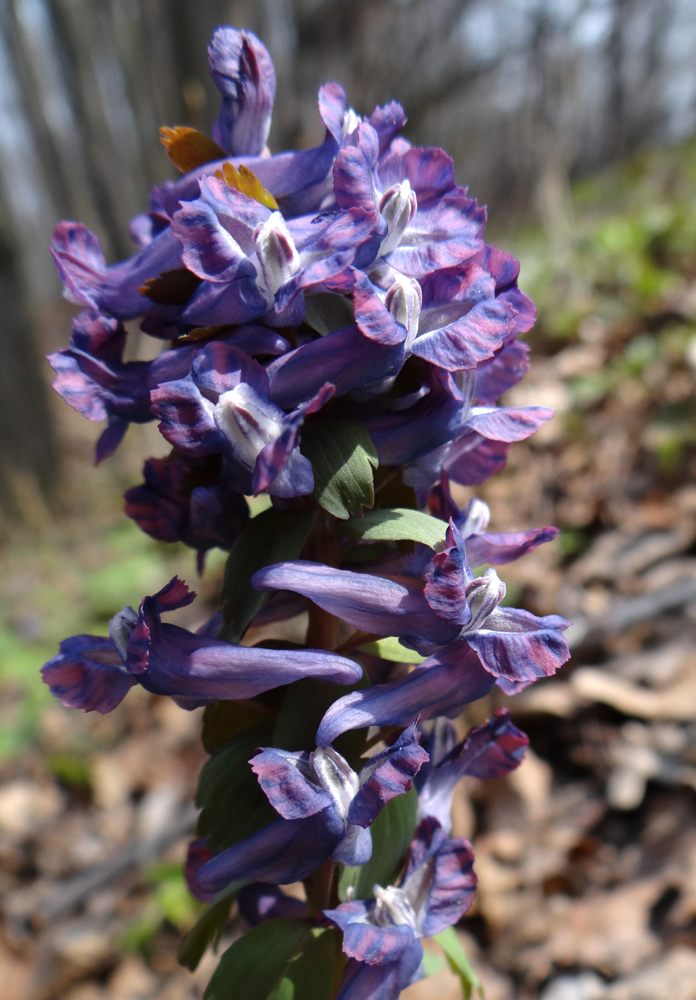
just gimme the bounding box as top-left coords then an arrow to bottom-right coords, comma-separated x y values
159,126 -> 226,174
214,161 -> 278,210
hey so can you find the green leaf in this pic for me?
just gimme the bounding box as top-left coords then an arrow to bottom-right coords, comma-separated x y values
204,919 -> 337,1000
339,786 -> 418,901
344,507 -> 447,548
421,948 -> 446,977
178,893 -> 236,971
433,927 -> 483,1000
359,636 -> 426,665
219,508 -> 315,642
196,726 -> 277,852
273,673 -> 368,768
300,420 -> 378,519
303,292 -> 355,335
201,700 -> 276,754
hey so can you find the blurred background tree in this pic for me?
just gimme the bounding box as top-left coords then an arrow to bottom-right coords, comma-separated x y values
2,0 -> 696,525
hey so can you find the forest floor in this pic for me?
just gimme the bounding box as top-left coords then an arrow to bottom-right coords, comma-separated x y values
2,141 -> 696,1000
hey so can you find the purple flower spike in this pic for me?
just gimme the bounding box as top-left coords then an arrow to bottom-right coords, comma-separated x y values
417,709 -> 529,831
208,27 -> 276,156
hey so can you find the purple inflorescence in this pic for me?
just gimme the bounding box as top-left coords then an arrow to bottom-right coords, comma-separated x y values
42,26 -> 570,1000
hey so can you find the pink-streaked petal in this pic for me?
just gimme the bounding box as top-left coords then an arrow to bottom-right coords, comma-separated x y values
465,526 -> 559,566
423,521 -> 473,627
251,747 -> 332,820
335,947 -> 424,1000
325,900 -> 416,964
41,636 -> 136,714
466,405 -> 554,442
466,607 -> 570,683
349,723 -> 429,828
209,27 -> 276,156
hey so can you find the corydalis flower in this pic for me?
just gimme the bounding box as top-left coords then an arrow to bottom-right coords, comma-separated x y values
192,724 -> 428,894
151,341 -> 334,497
254,520 -> 569,682
41,577 -> 361,713
325,817 -> 477,1000
416,709 -> 529,831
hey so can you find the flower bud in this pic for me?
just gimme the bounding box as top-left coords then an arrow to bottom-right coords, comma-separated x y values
460,497 -> 491,537
108,606 -> 139,664
385,274 -> 422,349
214,383 -> 284,468
253,211 -> 300,303
378,179 -> 417,256
463,568 -> 505,633
342,107 -> 362,139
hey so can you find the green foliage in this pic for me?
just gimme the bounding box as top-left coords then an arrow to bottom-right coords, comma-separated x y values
219,508 -> 315,643
343,507 -> 447,548
339,786 -> 418,901
433,927 -> 483,999
47,752 -> 92,789
178,892 -> 237,971
359,636 -> 426,664
300,420 -> 378,519
273,675 -> 367,767
196,725 -> 277,852
204,919 -> 337,1000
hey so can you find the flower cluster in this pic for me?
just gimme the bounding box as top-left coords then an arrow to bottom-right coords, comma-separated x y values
42,26 -> 569,1000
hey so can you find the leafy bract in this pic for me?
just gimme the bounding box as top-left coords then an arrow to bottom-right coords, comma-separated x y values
359,636 -> 426,664
204,919 -> 336,1000
433,926 -> 483,1000
219,507 -> 315,643
338,785 -> 418,902
301,420 -> 378,519
344,507 -> 447,548
196,725 -> 276,853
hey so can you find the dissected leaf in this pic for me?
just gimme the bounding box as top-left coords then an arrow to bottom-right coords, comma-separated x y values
178,893 -> 236,971
344,507 -> 447,549
339,786 -> 418,902
433,926 -> 483,1000
196,726 -> 277,853
215,161 -> 278,210
160,126 -> 225,173
219,507 -> 315,643
204,919 -> 336,1000
301,420 -> 378,519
